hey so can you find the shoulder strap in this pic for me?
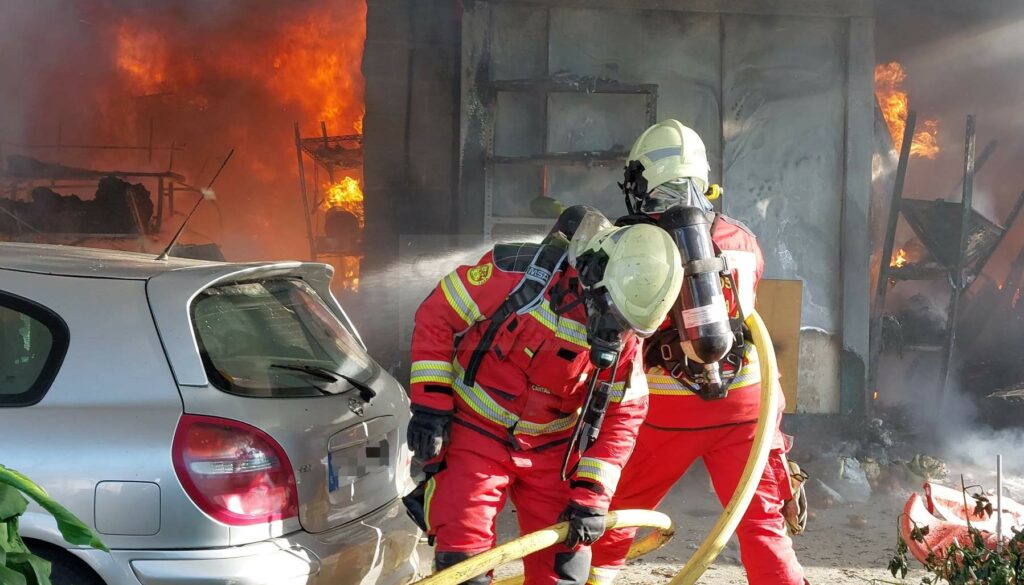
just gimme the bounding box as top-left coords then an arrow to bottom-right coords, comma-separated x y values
507,235 -> 569,315
462,234 -> 570,386
493,242 -> 543,273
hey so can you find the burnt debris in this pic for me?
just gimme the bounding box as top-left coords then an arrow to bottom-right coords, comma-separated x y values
0,175 -> 154,235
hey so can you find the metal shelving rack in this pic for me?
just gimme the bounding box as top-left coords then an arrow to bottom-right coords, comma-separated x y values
292,121 -> 363,260
482,77 -> 658,239
867,113 -> 1024,414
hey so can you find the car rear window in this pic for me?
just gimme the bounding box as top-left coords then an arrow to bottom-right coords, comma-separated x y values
191,278 -> 376,398
0,292 -> 69,407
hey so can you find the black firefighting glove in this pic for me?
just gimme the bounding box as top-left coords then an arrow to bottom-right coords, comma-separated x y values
407,406 -> 451,462
559,501 -> 607,549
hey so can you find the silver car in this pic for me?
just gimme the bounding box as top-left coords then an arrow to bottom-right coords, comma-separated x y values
0,243 -> 419,585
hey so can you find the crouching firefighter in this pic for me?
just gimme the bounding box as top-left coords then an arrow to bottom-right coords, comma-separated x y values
403,208 -> 684,585
588,120 -> 809,585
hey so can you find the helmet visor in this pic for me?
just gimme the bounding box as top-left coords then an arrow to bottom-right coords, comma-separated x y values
568,213 -> 613,268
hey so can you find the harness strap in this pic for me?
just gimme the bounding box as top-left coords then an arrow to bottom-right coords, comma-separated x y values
685,256 -> 727,275
462,235 -> 570,386
647,326 -> 751,400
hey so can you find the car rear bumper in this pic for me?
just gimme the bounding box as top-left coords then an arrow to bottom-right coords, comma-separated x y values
84,498 -> 420,585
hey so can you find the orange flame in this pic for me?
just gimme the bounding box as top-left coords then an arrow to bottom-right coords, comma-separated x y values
111,3 -> 365,138
874,62 -> 940,159
115,20 -> 171,95
324,177 -> 365,227
335,256 -> 361,292
262,12 -> 367,134
873,391 -> 879,401
891,248 -> 908,268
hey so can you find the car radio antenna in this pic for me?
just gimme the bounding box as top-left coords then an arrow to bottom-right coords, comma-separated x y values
157,148 -> 234,261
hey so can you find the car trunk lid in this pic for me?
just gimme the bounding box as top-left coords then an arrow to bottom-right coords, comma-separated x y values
147,262 -> 410,534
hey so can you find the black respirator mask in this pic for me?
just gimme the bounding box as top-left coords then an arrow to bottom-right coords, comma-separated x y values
575,249 -> 630,369
621,160 -> 713,216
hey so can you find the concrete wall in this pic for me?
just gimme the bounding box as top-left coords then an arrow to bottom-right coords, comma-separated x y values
362,0 -> 461,268
458,0 -> 875,414
358,0 -> 462,369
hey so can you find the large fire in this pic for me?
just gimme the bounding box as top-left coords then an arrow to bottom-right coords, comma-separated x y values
2,1 -> 364,239
5,1 -> 370,288
874,62 -> 940,159
324,176 -> 365,227
110,6 -> 365,134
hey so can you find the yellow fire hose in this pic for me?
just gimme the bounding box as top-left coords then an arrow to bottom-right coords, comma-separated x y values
412,312 -> 779,585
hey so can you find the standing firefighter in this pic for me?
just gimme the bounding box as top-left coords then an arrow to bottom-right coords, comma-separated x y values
588,120 -> 807,585
403,214 -> 684,585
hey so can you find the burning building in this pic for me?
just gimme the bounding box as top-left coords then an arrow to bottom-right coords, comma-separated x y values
1,0 -> 367,276
4,0 -> 1024,423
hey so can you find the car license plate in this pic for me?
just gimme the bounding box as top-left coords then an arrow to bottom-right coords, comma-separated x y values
328,436 -> 390,493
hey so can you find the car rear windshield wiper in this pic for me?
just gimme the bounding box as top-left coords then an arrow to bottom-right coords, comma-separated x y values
269,363 -> 376,402
335,372 -> 377,403
270,363 -> 339,382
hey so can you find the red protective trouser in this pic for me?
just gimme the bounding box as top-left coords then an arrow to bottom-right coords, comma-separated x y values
589,421 -> 805,585
425,427 -> 589,585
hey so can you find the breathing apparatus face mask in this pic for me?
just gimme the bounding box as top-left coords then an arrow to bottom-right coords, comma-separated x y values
575,249 -> 631,369
646,180 -> 713,214
621,160 -> 714,216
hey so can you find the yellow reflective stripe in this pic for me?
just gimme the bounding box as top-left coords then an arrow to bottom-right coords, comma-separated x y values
423,476 -> 437,532
588,566 -> 620,585
576,457 -> 622,492
528,301 -> 590,349
608,380 -> 627,402
607,362 -> 650,404
451,360 -> 579,437
646,360 -> 761,396
530,301 -> 559,330
410,360 -> 455,385
441,272 -> 482,326
524,347 -> 535,358
731,345 -> 762,388
515,411 -> 578,436
452,375 -> 519,428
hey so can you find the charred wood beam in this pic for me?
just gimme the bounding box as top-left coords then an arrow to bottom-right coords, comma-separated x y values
867,110 -> 917,415
944,140 -> 997,201
939,114 -> 977,413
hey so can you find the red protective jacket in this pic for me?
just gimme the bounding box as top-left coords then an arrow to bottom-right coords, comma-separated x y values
644,214 -> 785,429
410,243 -> 649,510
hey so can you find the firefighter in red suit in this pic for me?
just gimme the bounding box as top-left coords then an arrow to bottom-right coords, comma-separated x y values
403,217 -> 684,585
588,120 -> 807,585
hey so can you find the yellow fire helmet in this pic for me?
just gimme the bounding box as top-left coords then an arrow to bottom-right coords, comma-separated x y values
574,223 -> 684,337
628,119 -> 710,194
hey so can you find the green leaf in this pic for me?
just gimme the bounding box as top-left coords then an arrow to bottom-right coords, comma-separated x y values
7,552 -> 52,585
1,517 -> 29,554
0,484 -> 28,522
0,562 -> 29,585
0,466 -> 107,552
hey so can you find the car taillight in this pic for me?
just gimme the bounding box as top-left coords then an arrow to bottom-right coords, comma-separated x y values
172,414 -> 298,526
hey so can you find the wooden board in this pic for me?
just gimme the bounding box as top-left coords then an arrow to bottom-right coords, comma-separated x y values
754,279 -> 803,413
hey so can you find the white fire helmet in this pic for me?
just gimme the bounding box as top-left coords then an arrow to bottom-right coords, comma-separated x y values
626,119 -> 712,214
572,223 -> 684,337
